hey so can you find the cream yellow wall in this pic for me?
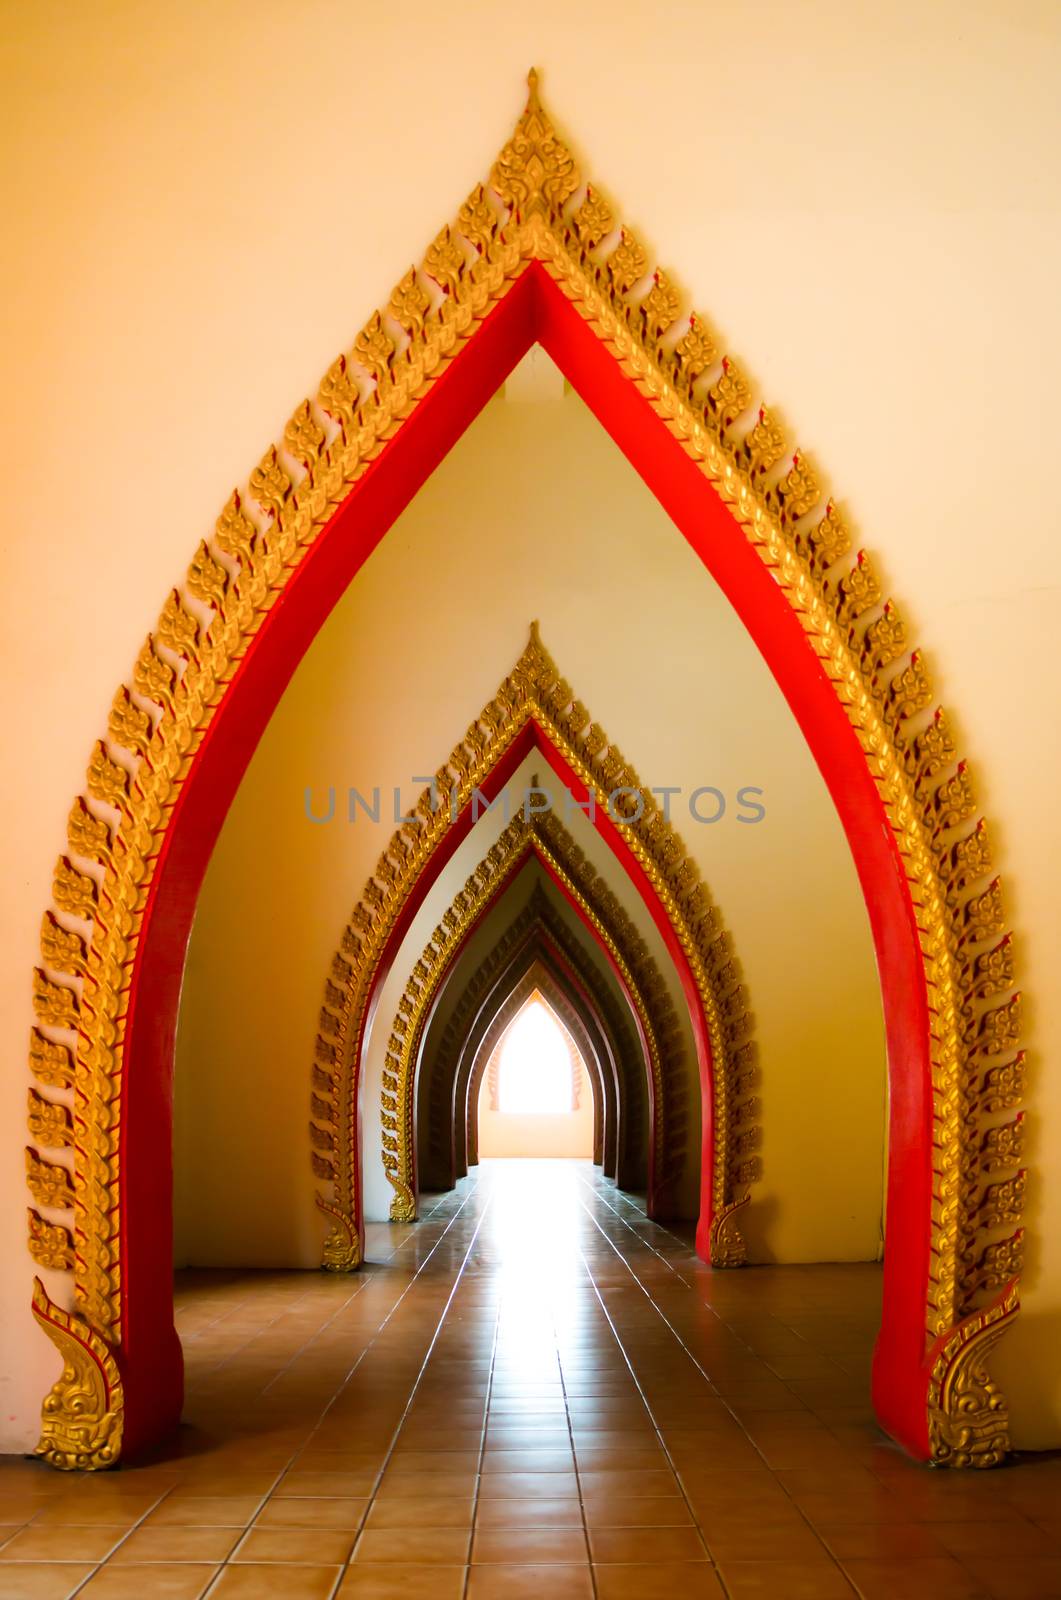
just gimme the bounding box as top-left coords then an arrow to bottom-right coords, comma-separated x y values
2,0 -> 1058,1452
476,1115 -> 593,1160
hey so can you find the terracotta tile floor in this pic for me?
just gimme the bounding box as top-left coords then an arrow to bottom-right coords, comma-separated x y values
2,1160 -> 1059,1598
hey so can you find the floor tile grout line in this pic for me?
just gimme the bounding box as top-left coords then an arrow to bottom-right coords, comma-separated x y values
573,1170 -> 704,1286
105,1178 -> 485,1600
579,1171 -> 853,1415
60,1483 -> 214,1599
570,1181 -> 726,1595
190,1189 -> 461,1398
462,1227 -> 501,1600
573,1177 -> 860,1597
276,1183 -> 483,1461
183,1272 -> 373,1394
554,1277 -> 600,1598
328,1169 -> 494,1600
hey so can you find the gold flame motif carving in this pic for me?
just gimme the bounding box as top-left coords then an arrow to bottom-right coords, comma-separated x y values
26,69 -> 1022,1467
927,1281 -> 1019,1469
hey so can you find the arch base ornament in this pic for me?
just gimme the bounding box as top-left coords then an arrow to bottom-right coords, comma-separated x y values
927,1280 -> 1020,1470
708,1196 -> 750,1269
31,1279 -> 124,1472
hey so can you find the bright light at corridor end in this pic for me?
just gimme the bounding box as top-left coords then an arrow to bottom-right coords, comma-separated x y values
498,998 -> 576,1114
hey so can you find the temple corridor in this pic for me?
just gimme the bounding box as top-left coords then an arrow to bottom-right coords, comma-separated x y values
0,1162 -> 1058,1598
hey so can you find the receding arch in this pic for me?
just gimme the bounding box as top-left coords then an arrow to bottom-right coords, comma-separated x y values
458,947 -> 616,1177
421,900 -> 652,1194
421,889 -> 650,1191
458,938 -> 623,1181
419,915 -> 614,1177
22,70 -> 1022,1468
374,807 -> 696,1224
416,892 -> 629,1184
312,631 -> 754,1267
477,979 -> 595,1123
467,970 -> 605,1163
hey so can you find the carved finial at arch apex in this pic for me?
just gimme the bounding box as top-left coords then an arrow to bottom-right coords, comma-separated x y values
492,68 -> 579,221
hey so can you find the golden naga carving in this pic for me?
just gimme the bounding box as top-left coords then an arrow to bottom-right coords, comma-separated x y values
312,626 -> 755,1256
927,1281 -> 1019,1469
31,1279 -> 123,1471
374,805 -> 691,1223
25,69 -> 1022,1466
709,1195 -> 751,1268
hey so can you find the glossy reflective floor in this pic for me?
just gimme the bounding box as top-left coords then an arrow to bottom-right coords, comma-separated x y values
2,1162 -> 1059,1599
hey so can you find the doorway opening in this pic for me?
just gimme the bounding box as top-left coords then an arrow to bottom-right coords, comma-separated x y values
477,993 -> 594,1159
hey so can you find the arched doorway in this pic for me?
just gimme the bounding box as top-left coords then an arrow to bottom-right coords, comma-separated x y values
476,993 -> 594,1159
25,73 -> 1021,1470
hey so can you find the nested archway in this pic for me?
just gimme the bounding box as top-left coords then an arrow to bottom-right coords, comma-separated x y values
367,806 -> 700,1225
478,989 -> 592,1154
23,72 -> 1022,1470
457,939 -> 632,1183
480,966 -> 601,1132
417,885 -> 638,1187
420,891 -> 650,1192
311,634 -> 754,1266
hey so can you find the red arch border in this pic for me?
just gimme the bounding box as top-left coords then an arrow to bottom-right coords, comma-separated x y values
121,259 -> 930,1461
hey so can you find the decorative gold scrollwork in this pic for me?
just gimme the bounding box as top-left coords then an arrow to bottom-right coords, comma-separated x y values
27,1211 -> 74,1272
709,1196 -> 751,1268
31,1279 -> 123,1472
927,1281 -> 1019,1469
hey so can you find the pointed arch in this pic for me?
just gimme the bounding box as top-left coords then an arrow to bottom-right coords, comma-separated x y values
22,70 -> 1022,1467
473,966 -> 604,1145
372,807 -> 694,1224
311,627 -> 753,1264
416,888 -> 637,1187
467,969 -> 606,1160
418,887 -> 649,1191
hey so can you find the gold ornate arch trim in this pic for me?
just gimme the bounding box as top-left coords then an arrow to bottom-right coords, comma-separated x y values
372,808 -> 694,1222
24,69 -> 1022,1468
311,626 -> 755,1261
